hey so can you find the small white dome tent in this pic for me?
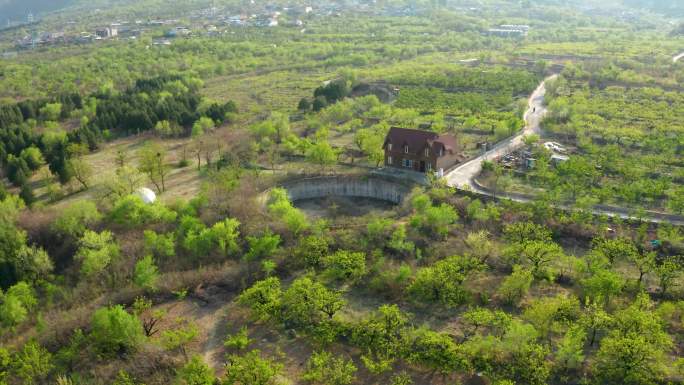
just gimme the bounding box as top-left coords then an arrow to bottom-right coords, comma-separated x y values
135,187 -> 157,204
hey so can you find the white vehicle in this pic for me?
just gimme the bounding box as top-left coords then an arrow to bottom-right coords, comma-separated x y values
543,142 -> 567,153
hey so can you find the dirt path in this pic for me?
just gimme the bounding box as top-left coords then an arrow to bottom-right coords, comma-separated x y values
674,52 -> 684,63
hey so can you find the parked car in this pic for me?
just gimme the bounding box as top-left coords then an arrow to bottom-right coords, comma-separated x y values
543,141 -> 567,153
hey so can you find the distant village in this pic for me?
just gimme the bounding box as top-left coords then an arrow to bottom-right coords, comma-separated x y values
4,2 -> 534,54
9,4 -> 329,50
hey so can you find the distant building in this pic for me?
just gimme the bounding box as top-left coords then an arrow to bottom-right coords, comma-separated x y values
551,154 -> 569,166
383,127 -> 462,176
500,24 -> 530,32
95,27 -> 118,38
27,12 -> 34,23
488,28 -> 526,37
488,24 -> 529,37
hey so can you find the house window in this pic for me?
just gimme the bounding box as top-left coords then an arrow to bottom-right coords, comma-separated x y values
388,143 -> 392,151
387,156 -> 393,165
427,162 -> 432,171
403,159 -> 413,168
404,145 -> 409,154
425,148 -> 429,157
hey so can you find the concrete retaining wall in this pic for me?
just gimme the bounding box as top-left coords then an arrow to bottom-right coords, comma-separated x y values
279,175 -> 412,204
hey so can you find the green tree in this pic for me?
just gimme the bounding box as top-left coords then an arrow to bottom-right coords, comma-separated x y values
138,142 -> 169,193
390,373 -> 413,385
223,350 -> 282,385
224,327 -> 252,352
11,340 -> 53,385
112,370 -> 138,385
593,333 -> 669,385
0,196 -> 28,288
51,201 -> 102,238
161,320 -> 199,361
506,240 -> 564,279
464,230 -> 495,263
39,103 -> 61,121
0,282 -> 37,328
591,237 -> 638,265
591,292 -> 673,384
281,277 -> 344,328
293,235 -> 330,268
109,195 -> 177,228
192,117 -> 215,137
18,184 -> 35,207
303,351 -> 356,385
19,146 -> 44,170
503,222 -> 552,243
352,305 -> 409,374
554,326 -> 586,374
103,165 -> 145,202
143,230 -> 176,258
410,200 -> 458,239
654,257 -> 682,296
74,230 -> 120,277
15,245 -> 53,284
67,143 -> 93,190
628,251 -> 656,285
210,218 -> 241,256
298,98 -> 311,111
237,277 -> 282,321
90,305 -> 145,355
244,231 -> 281,262
409,256 -> 484,306
268,188 -> 309,236
580,268 -> 624,305
580,301 -> 613,347
133,255 -> 159,291
497,265 -> 533,306
306,141 -> 338,171
176,355 -> 215,385
463,320 -> 551,385
0,347 -> 9,385
322,251 -> 367,282
461,307 -> 512,339
154,120 -> 178,138
523,294 -> 580,339
407,328 -> 469,375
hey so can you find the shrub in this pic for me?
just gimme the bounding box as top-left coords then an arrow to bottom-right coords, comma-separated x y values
497,265 -> 533,306
74,230 -> 120,277
143,230 -> 176,258
109,195 -> 177,228
224,350 -> 282,385
322,251 -> 367,282
302,351 -> 357,385
52,201 -> 102,238
90,305 -> 145,355
408,256 -> 484,306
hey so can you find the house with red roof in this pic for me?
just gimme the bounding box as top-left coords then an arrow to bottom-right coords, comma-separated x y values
382,127 -> 462,176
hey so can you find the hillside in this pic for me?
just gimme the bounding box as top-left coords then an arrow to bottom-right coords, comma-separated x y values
0,1 -> 683,385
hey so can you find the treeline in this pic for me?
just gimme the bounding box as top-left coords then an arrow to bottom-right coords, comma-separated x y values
0,75 -> 237,190
384,64 -> 541,96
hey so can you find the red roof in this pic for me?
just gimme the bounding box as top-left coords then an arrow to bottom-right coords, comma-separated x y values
384,127 -> 457,155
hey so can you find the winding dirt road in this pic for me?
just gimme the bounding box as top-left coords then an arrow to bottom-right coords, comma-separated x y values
674,52 -> 684,63
445,74 -> 557,190
442,74 -> 684,225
